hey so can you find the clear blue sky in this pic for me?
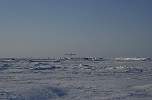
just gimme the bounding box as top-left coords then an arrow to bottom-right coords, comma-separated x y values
0,0 -> 152,57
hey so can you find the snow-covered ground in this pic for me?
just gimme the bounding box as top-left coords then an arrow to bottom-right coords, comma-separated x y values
114,57 -> 151,61
0,58 -> 152,100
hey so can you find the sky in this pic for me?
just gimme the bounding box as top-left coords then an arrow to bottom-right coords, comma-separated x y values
0,0 -> 152,57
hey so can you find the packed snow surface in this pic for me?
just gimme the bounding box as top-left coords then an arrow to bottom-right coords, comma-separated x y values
0,58 -> 152,100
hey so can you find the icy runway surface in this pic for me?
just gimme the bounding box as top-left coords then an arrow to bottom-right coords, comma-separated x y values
0,58 -> 152,100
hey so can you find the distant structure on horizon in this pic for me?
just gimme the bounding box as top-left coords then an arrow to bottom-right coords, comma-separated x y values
64,53 -> 77,56
64,53 -> 77,58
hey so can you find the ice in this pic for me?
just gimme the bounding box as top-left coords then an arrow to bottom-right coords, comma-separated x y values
0,63 -> 10,71
30,63 -> 56,70
0,57 -> 152,100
